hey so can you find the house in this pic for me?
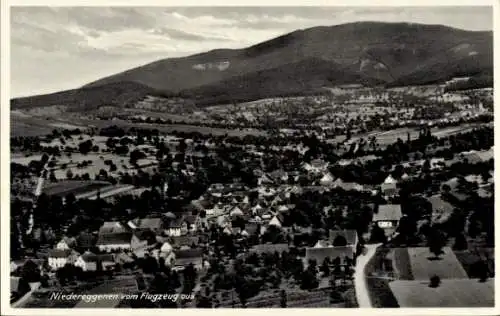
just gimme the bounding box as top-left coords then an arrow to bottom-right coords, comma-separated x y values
384,175 -> 398,184
268,213 -> 285,228
56,236 -> 77,250
249,243 -> 290,255
329,229 -> 359,249
381,182 -> 398,198
96,232 -> 132,252
48,249 -> 79,270
165,217 -> 187,237
173,248 -> 204,271
98,221 -> 129,235
76,232 -> 95,250
305,246 -> 355,266
127,217 -> 164,234
98,254 -> 115,271
373,204 -> 403,236
75,252 -> 115,271
303,159 -> 329,174
257,174 -> 275,186
229,206 -> 244,218
131,230 -> 157,258
332,178 -> 364,192
320,172 -> 335,186
270,169 -> 289,184
185,215 -> 200,232
170,236 -> 200,249
74,252 -> 98,271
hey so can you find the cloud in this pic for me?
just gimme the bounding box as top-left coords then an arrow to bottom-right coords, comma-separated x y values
149,27 -> 232,42
10,6 -> 493,97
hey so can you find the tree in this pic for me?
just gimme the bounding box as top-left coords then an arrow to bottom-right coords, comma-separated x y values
427,228 -> 446,259
280,289 -> 287,308
78,140 -> 93,155
182,263 -> 197,294
370,225 -> 387,243
21,260 -> 41,283
452,233 -> 468,251
429,275 -> 441,288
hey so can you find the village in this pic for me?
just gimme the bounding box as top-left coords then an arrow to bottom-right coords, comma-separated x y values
9,82 -> 494,308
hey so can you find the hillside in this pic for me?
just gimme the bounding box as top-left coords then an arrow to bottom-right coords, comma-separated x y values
12,21 -> 493,109
11,82 -> 174,111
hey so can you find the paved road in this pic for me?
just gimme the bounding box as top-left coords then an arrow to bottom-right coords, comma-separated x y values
354,244 -> 381,308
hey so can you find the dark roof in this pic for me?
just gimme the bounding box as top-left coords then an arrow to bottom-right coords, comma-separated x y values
98,222 -> 129,235
244,222 -> 260,236
170,236 -> 200,248
329,230 -> 358,246
77,232 -> 95,248
166,217 -> 184,228
96,232 -> 132,246
305,246 -> 355,263
373,204 -> 403,222
81,252 -> 99,262
175,248 -> 203,260
249,243 -> 289,254
48,249 -> 73,258
130,218 -> 163,230
96,254 -> 115,262
133,229 -> 157,244
184,215 -> 199,225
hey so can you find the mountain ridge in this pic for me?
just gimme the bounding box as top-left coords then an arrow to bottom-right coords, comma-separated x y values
12,21 -> 493,110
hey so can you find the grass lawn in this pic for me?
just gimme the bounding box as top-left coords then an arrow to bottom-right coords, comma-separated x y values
389,278 -> 494,307
392,248 -> 414,280
407,247 -> 468,280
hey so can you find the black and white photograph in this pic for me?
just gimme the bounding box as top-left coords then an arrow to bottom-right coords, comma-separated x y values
3,3 -> 496,313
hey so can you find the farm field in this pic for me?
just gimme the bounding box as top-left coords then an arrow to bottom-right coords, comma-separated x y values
42,180 -> 110,197
389,278 -> 494,307
11,114 -> 268,137
348,123 -> 487,148
406,247 -> 468,280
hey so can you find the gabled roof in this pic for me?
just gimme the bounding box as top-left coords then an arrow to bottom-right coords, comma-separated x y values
373,204 -> 403,222
80,252 -> 98,263
129,218 -> 163,230
305,246 -> 355,263
170,236 -> 200,248
96,232 -> 132,246
99,222 -> 129,235
329,229 -> 358,246
249,243 -> 289,254
48,249 -> 75,258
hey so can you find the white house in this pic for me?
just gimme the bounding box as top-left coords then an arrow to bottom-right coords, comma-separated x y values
56,237 -> 77,250
74,252 -> 98,272
320,172 -> 335,186
48,249 -> 79,270
384,175 -> 398,184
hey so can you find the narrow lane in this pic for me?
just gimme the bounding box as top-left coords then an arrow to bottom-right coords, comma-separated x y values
354,243 -> 381,308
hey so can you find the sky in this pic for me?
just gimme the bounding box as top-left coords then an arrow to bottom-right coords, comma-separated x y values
10,6 -> 493,98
